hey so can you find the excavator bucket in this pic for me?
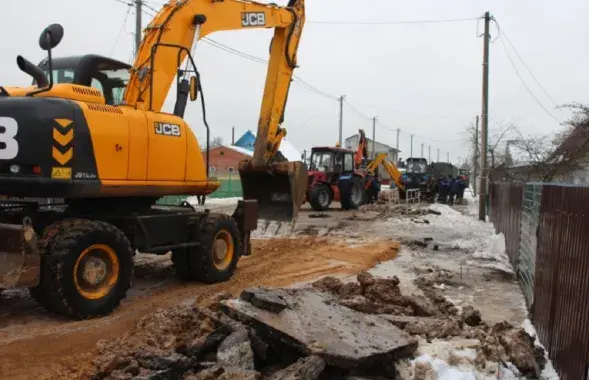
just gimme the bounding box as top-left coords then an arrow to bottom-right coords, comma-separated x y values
238,160 -> 308,223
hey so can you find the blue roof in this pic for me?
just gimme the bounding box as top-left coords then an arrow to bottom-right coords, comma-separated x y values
234,130 -> 256,150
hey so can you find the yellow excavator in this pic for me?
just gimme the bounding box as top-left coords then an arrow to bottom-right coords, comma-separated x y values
364,153 -> 406,200
0,0 -> 307,319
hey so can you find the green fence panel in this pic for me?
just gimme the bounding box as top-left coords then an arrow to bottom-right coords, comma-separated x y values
208,173 -> 243,199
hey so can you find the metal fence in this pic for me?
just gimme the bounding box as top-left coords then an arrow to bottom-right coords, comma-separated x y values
490,182 -> 589,380
489,182 -> 524,263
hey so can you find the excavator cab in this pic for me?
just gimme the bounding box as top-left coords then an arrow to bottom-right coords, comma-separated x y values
35,55 -> 132,106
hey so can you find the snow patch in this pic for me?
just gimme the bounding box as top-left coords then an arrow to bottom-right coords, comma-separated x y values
469,232 -> 514,274
187,196 -> 241,207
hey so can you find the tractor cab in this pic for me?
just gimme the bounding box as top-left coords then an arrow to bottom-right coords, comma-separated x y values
308,147 -> 355,177
404,157 -> 428,190
36,54 -> 131,106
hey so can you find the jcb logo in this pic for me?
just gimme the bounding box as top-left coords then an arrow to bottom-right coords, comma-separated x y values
154,122 -> 181,137
241,12 -> 266,27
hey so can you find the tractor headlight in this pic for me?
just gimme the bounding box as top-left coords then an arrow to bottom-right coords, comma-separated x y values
9,164 -> 20,174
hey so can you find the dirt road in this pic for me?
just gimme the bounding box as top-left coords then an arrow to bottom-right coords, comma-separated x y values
0,207 -> 397,380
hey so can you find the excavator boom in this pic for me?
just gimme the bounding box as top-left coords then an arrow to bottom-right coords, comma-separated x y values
124,0 -> 307,222
367,153 -> 406,195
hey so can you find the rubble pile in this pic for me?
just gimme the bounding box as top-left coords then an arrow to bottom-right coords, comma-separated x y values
312,270 -> 547,378
85,270 -> 546,379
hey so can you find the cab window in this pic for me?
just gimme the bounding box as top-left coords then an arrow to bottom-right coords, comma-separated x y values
344,153 -> 354,171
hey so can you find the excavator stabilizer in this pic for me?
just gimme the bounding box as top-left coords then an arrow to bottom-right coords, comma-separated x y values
0,217 -> 40,289
238,160 -> 308,223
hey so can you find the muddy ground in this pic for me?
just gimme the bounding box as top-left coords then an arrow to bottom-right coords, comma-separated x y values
0,195 -> 530,379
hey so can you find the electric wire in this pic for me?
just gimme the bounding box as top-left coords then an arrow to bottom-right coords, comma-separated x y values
307,17 -> 478,25
109,3 -> 133,55
499,34 -> 561,124
496,23 -> 559,107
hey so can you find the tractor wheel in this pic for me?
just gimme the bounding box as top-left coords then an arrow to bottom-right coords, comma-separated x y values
29,219 -> 134,319
172,213 -> 241,284
340,176 -> 367,210
308,184 -> 333,211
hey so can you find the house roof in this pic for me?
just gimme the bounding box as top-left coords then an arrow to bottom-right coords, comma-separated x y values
224,145 -> 253,156
547,123 -> 589,163
234,130 -> 302,162
344,133 -> 400,152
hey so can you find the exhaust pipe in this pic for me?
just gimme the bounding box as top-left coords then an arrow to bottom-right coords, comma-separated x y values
16,55 -> 48,87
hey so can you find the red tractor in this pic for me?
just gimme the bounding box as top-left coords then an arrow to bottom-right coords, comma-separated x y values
304,130 -> 379,211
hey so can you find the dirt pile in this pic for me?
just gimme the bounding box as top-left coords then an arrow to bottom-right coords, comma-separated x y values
312,271 -> 547,377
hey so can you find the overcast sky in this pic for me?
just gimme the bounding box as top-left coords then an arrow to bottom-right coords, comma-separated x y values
1,0 -> 587,165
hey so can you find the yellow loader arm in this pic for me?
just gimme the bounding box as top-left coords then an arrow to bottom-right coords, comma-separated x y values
367,153 -> 406,193
125,0 -> 307,222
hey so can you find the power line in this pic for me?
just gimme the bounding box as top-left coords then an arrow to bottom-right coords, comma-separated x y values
109,3 -> 133,55
202,37 -> 339,101
307,17 -> 478,25
344,100 -> 372,120
347,99 -> 466,122
497,24 -> 559,107
141,0 -> 161,14
499,34 -> 561,124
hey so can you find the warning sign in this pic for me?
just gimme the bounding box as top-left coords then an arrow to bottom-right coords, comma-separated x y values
51,167 -> 72,179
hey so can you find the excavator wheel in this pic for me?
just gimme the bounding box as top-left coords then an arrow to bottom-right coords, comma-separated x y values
29,219 -> 134,319
172,213 -> 241,284
340,176 -> 367,210
308,183 -> 333,211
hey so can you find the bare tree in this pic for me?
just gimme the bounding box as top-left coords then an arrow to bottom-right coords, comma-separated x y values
464,121 -> 517,170
210,136 -> 224,148
496,103 -> 589,182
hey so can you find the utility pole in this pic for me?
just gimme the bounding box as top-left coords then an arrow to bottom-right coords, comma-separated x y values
447,152 -> 450,163
421,143 -> 424,158
428,145 -> 431,163
372,117 -> 377,158
135,0 -> 142,54
338,95 -> 345,145
479,11 -> 491,222
473,115 -> 479,195
395,128 -> 400,158
231,126 -> 235,145
410,134 -> 414,157
437,149 -> 440,162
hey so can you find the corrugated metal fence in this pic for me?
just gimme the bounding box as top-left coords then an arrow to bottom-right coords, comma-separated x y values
490,182 -> 589,380
489,182 -> 524,263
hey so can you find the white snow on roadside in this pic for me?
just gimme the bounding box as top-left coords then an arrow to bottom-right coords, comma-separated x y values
396,337 -> 522,380
468,232 -> 514,274
521,319 -> 560,380
186,196 -> 241,207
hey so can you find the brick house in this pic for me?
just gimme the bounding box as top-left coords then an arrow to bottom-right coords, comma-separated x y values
204,145 -> 252,175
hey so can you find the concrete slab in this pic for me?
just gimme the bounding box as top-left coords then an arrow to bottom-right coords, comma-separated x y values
221,287 -> 417,370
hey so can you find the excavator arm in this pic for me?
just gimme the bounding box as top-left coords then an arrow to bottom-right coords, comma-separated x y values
125,0 -> 307,222
367,153 -> 406,194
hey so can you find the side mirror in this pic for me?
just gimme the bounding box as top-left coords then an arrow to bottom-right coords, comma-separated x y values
189,76 -> 199,101
39,24 -> 64,51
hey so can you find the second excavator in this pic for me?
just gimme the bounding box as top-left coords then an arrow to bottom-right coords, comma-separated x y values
0,0 -> 307,318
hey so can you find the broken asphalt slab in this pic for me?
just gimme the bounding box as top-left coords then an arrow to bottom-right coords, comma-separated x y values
221,287 -> 417,370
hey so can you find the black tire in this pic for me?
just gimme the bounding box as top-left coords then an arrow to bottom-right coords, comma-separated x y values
340,176 -> 367,210
308,184 -> 333,211
172,214 -> 241,284
29,219 -> 134,319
